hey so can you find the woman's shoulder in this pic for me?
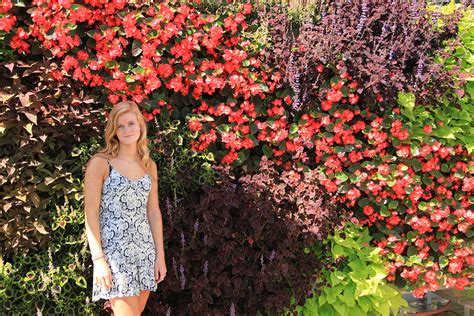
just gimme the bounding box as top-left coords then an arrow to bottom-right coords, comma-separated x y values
85,153 -> 110,174
147,159 -> 157,173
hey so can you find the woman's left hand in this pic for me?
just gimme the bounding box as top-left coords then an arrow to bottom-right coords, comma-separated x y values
155,256 -> 167,283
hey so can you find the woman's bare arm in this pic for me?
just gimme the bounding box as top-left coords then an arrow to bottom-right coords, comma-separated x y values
83,156 -> 107,257
147,161 -> 165,260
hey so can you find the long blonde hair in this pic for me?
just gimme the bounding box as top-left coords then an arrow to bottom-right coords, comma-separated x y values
94,101 -> 155,181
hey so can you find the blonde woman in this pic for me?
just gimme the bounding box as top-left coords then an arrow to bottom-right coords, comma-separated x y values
83,101 -> 166,315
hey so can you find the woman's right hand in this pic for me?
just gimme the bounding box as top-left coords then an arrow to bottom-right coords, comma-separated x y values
93,258 -> 113,290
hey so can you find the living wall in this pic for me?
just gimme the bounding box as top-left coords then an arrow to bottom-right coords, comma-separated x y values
0,0 -> 472,315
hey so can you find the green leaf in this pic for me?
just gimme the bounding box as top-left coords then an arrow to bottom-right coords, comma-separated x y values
358,296 -> 371,313
332,244 -> 344,258
348,258 -> 365,271
380,205 -> 390,217
105,61 -> 116,69
262,145 -> 273,158
260,84 -> 269,92
430,240 -> 440,252
409,255 -> 422,264
13,0 -> 26,7
64,23 -> 77,30
358,198 -> 370,207
411,159 -> 422,172
397,92 -> 416,112
407,246 -> 417,257
422,177 -> 433,186
439,255 -> 449,268
216,124 -> 230,134
388,200 -> 399,210
441,164 -> 450,173
333,301 -> 348,315
335,172 -> 348,182
290,123 -> 298,133
75,276 -> 87,288
410,143 -> 420,156
418,201 -> 428,211
132,40 -> 142,57
24,123 -> 33,135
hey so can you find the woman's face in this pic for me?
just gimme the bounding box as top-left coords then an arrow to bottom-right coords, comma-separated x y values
115,112 -> 141,145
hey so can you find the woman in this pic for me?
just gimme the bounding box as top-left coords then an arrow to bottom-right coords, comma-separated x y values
83,100 -> 167,315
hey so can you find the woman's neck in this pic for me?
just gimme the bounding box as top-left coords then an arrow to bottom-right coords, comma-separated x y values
116,143 -> 139,161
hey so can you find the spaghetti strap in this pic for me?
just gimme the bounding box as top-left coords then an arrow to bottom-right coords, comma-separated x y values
105,157 -> 112,173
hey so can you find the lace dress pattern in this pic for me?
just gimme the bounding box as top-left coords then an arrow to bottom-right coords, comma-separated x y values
92,158 -> 157,301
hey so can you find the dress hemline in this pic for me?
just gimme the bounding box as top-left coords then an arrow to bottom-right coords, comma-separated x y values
92,285 -> 157,302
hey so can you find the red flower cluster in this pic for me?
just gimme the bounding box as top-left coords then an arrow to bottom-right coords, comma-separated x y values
9,1 -> 257,122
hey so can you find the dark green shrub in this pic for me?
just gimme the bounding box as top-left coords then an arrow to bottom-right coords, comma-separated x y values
0,137 -> 104,315
0,60 -> 104,256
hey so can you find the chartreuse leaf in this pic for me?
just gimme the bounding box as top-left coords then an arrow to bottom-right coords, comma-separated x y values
355,280 -> 377,297
374,300 -> 391,316
331,244 -> 344,258
348,258 -> 365,271
298,222 -> 405,315
340,288 -> 356,307
333,301 -> 348,315
319,304 -> 336,316
358,296 -> 371,313
369,264 -> 388,282
397,91 -> 415,110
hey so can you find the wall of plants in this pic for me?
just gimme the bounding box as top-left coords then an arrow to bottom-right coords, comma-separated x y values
0,0 -> 472,315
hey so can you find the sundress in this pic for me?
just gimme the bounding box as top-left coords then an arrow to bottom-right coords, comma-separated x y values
92,158 -> 157,301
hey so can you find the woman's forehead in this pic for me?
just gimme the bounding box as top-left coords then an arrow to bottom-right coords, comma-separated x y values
117,112 -> 137,123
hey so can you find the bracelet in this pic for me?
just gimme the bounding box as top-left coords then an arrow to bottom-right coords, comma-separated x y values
92,254 -> 105,262
91,251 -> 105,261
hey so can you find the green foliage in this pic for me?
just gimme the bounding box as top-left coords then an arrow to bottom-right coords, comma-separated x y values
291,222 -> 407,316
397,5 -> 474,153
0,138 -> 101,315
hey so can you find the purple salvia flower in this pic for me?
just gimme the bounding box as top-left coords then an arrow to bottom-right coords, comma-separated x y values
172,256 -> 178,279
416,58 -> 424,78
380,21 -> 388,39
388,51 -> 394,61
179,263 -> 186,289
230,302 -> 236,316
288,52 -> 301,112
410,0 -> 420,23
166,197 -> 172,222
203,260 -> 208,277
269,249 -> 276,261
180,231 -> 186,249
356,1 -> 369,36
390,21 -> 397,35
193,219 -> 199,237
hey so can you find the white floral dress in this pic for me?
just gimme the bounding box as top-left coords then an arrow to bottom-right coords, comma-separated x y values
92,158 -> 157,301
